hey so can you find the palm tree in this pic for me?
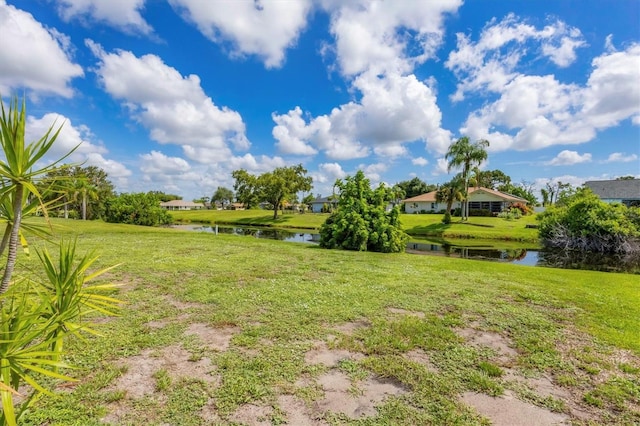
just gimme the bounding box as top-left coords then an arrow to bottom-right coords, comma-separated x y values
0,96 -> 73,293
72,178 -> 98,220
445,137 -> 490,221
436,177 -> 464,224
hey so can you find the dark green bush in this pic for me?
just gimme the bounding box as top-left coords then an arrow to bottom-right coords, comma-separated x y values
537,188 -> 639,254
104,192 -> 173,226
319,171 -> 408,253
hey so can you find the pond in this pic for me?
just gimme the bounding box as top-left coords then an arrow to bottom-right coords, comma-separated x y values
172,224 -> 640,274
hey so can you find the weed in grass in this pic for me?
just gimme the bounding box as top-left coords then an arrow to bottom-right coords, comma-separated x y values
467,371 -> 504,396
161,379 -> 210,426
555,374 -> 579,387
583,391 -> 605,408
586,376 -> 640,411
478,361 -> 503,377
338,358 -> 369,382
620,362 -> 640,374
153,369 -> 171,392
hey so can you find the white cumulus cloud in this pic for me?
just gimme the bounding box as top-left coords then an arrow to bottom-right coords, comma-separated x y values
0,0 -> 83,97
169,0 -> 312,68
52,0 -> 152,34
453,16 -> 640,153
88,41 -> 249,164
412,157 -> 429,166
604,152 -> 639,163
546,150 -> 592,166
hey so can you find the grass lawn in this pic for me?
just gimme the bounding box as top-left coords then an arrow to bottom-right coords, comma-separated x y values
170,210 -> 540,242
18,219 -> 639,425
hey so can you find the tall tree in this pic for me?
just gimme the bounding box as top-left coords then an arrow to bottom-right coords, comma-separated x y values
435,176 -> 464,224
72,178 -> 98,220
147,191 -> 182,202
445,136 -> 490,221
232,169 -> 259,209
257,164 -> 312,219
395,177 -> 437,199
211,186 -> 234,208
42,165 -> 115,220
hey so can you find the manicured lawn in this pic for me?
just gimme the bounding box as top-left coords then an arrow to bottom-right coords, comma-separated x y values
170,210 -> 540,242
19,219 -> 639,425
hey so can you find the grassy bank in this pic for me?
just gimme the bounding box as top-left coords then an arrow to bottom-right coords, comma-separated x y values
170,210 -> 540,242
17,219 -> 639,425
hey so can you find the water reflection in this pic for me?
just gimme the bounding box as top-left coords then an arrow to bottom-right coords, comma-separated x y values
537,249 -> 640,274
172,224 -> 639,274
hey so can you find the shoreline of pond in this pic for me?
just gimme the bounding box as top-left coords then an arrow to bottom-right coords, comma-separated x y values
171,224 -> 640,274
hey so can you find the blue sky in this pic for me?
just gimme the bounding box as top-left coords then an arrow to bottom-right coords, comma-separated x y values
1,0 -> 639,201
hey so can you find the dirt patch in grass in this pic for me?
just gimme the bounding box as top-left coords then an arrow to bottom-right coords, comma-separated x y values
278,394 -> 327,425
462,390 -> 569,425
313,370 -> 407,419
228,403 -> 273,425
167,296 -> 206,311
108,346 -> 217,399
457,327 -> 518,363
184,322 -> 240,351
387,307 -> 426,318
144,313 -> 190,330
331,320 -> 370,335
305,341 -> 365,367
102,345 -> 218,423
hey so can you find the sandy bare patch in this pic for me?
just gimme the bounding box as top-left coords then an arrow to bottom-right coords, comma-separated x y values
145,312 -> 190,330
184,323 -> 240,351
305,341 -> 364,367
199,399 -> 224,424
387,307 -> 426,318
277,395 -> 327,426
462,390 -> 570,425
404,349 -> 439,373
229,403 -> 273,425
108,345 -> 217,400
505,371 -> 570,400
314,370 -> 407,419
332,320 -> 370,335
458,327 -> 518,362
166,295 -> 205,311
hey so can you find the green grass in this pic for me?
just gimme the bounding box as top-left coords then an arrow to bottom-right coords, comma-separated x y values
16,219 -> 640,425
170,209 -> 540,241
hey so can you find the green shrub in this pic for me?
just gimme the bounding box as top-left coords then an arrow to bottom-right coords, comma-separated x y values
537,188 -> 640,254
104,192 -> 173,226
319,171 -> 408,253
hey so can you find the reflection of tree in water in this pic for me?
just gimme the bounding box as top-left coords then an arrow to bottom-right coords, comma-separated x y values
537,249 -> 640,274
257,229 -> 296,241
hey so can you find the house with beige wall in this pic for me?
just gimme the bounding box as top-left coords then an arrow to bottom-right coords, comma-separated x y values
402,187 -> 528,214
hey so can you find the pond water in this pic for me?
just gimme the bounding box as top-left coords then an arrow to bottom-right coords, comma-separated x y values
172,224 -> 639,274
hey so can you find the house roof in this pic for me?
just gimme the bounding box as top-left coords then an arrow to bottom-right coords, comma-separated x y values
310,196 -> 336,204
160,200 -> 204,207
402,187 -> 528,204
585,179 -> 640,199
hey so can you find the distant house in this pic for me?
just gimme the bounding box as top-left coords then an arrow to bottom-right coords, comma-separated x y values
402,187 -> 528,214
310,196 -> 337,213
585,179 -> 640,207
159,200 -> 205,211
227,203 -> 245,210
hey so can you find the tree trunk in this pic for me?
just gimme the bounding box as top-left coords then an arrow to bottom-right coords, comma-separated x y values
64,195 -> 69,219
273,202 -> 279,220
82,193 -> 87,220
0,225 -> 11,258
0,183 -> 24,293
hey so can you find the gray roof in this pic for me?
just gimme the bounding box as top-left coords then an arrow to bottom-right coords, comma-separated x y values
310,196 -> 337,204
585,179 -> 640,200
